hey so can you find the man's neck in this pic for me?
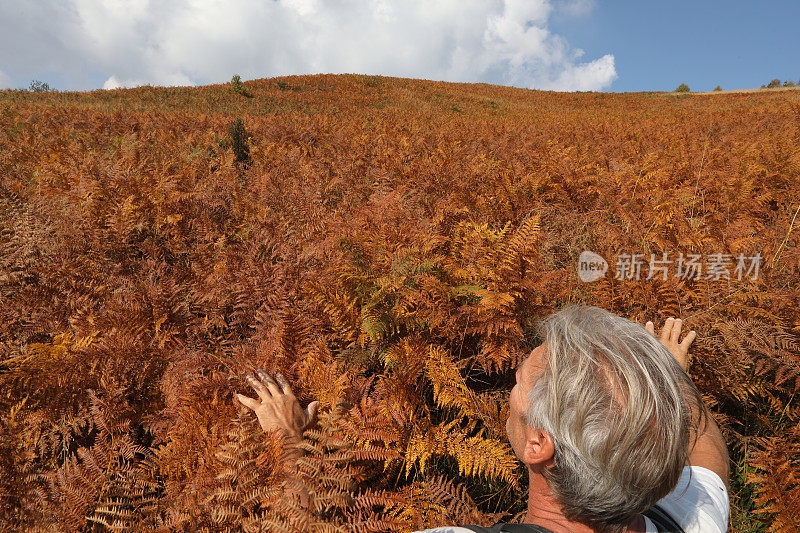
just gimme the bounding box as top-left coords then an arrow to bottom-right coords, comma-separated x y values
525,468 -> 645,533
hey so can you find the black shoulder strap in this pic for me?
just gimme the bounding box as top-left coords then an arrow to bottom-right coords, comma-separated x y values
463,507 -> 684,533
642,504 -> 685,533
460,523 -> 555,533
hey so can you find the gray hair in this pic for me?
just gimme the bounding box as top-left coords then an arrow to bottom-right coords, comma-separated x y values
525,305 -> 708,532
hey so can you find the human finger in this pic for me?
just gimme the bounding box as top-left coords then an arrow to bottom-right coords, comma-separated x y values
670,318 -> 683,343
275,372 -> 294,396
305,400 -> 320,428
660,317 -> 675,343
247,375 -> 271,400
680,329 -> 696,348
645,321 -> 655,336
257,370 -> 282,397
236,393 -> 260,410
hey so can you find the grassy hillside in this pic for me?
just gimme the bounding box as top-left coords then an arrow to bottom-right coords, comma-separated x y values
1,74 -> 798,532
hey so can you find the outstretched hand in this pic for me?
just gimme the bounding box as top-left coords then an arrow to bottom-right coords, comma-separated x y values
645,317 -> 696,371
235,370 -> 320,441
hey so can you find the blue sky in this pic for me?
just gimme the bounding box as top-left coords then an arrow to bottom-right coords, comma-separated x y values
0,0 -> 798,93
549,1 -> 800,92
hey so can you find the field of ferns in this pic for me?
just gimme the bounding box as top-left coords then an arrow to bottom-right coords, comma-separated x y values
1,74 -> 798,532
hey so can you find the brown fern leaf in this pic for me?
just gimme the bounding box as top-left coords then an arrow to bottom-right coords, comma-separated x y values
746,425 -> 800,532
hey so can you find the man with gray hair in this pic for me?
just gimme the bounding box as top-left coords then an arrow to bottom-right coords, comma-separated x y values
237,305 -> 730,533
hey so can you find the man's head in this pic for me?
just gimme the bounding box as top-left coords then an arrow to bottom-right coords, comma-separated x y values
505,305 -> 706,532
507,343 -> 554,468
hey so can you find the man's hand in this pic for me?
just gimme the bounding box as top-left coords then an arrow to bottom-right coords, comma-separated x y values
645,317 -> 696,371
236,370 -> 320,440
646,317 -> 731,494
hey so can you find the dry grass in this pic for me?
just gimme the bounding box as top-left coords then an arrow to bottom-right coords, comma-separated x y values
689,86 -> 800,95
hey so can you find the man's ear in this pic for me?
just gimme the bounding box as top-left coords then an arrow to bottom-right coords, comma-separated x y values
521,427 -> 555,466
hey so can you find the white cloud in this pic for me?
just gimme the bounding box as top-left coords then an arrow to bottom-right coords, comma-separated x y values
549,53 -> 616,91
0,68 -> 13,89
102,73 -> 193,90
558,0 -> 597,18
0,0 -> 616,92
102,75 -> 145,90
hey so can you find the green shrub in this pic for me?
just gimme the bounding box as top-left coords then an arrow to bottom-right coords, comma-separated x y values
28,80 -> 51,92
713,85 -> 722,91
229,74 -> 250,97
674,83 -> 690,93
273,80 -> 304,92
228,118 -> 251,166
767,79 -> 781,88
783,80 -> 795,87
